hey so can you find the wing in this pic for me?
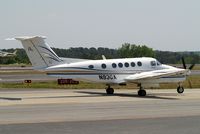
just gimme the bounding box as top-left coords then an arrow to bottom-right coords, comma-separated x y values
124,68 -> 187,82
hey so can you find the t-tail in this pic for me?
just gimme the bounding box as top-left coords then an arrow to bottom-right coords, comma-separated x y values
13,36 -> 63,69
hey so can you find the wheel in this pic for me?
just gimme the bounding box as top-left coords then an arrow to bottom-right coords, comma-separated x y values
138,89 -> 146,96
177,86 -> 184,94
106,88 -> 114,95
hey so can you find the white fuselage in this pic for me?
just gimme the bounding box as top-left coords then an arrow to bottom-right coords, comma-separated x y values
45,57 -> 186,85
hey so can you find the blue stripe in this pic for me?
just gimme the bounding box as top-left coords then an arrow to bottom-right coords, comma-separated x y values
39,46 -> 62,61
161,76 -> 185,78
47,72 -> 136,75
56,66 -> 153,72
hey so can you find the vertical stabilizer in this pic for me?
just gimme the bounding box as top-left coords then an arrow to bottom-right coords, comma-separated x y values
14,36 -> 63,69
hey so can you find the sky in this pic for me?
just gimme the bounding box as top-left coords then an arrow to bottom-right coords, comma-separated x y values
0,0 -> 199,51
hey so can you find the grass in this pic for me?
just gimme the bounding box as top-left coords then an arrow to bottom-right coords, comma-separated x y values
193,65 -> 200,70
0,81 -> 106,89
1,80 -> 137,89
0,64 -> 31,67
0,70 -> 44,75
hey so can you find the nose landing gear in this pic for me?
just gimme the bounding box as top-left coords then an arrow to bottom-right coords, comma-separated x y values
177,86 -> 184,94
177,83 -> 184,94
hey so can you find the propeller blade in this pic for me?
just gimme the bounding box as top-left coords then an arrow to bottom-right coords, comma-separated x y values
189,64 -> 195,70
181,57 -> 187,69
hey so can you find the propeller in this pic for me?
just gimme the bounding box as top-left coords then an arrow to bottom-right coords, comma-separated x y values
181,57 -> 195,88
181,57 -> 195,70
181,57 -> 186,69
189,64 -> 195,70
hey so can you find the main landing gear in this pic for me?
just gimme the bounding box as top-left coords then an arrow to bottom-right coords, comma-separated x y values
138,87 -> 146,96
106,85 -> 114,95
105,85 -> 147,96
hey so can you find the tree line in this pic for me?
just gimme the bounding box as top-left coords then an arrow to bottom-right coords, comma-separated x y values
0,43 -> 199,64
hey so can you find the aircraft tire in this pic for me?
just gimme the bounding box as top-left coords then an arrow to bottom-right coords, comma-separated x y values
106,88 -> 114,95
138,89 -> 146,96
177,86 -> 184,94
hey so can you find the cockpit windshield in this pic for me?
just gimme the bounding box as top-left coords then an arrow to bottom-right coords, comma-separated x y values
156,60 -> 161,66
151,61 -> 156,66
151,60 -> 162,67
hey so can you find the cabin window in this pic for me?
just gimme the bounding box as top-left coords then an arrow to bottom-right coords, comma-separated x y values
124,62 -> 129,67
131,62 -> 135,67
112,63 -> 117,68
101,63 -> 106,69
88,65 -> 94,69
150,61 -> 156,66
118,63 -> 123,68
137,61 -> 142,66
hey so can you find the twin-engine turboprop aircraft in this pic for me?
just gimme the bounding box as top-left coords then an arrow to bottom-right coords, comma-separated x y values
9,36 -> 195,96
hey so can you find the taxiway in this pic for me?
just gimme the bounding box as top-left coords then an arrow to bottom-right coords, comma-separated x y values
0,89 -> 200,134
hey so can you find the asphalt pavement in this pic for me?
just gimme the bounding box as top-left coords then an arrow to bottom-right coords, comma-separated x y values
0,89 -> 200,134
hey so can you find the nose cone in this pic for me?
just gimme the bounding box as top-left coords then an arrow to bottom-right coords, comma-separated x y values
161,64 -> 177,69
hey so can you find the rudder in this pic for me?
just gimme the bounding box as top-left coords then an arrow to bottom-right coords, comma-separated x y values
14,36 -> 63,69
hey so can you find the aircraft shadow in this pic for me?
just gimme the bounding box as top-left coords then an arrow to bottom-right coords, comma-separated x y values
0,95 -> 102,100
0,92 -> 179,100
0,97 -> 22,101
24,94 -> 102,99
75,91 -> 179,100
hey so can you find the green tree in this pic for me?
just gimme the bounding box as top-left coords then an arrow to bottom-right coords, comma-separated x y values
118,43 -> 155,58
